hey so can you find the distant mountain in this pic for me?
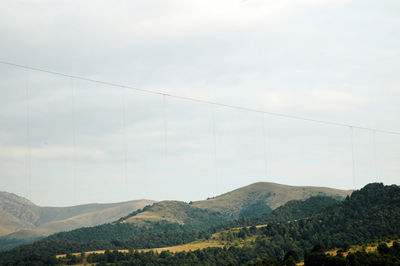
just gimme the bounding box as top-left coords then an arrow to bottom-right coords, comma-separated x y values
0,192 -> 39,235
121,182 -> 351,226
0,191 -> 154,250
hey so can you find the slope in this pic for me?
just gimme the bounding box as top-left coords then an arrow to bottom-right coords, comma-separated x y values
120,182 -> 351,227
192,182 -> 351,216
0,191 -> 154,250
0,192 -> 40,234
122,200 -> 231,229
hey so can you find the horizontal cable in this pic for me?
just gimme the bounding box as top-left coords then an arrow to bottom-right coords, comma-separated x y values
1,60 -> 399,136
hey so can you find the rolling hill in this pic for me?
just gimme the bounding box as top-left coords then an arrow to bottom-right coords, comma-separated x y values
0,182 -> 351,253
0,191 -> 154,250
121,182 -> 351,226
1,182 -> 350,240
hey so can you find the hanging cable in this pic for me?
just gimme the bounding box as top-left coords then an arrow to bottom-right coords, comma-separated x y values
212,104 -> 218,196
350,126 -> 356,189
71,78 -> 77,204
121,87 -> 128,201
372,130 -> 378,182
1,60 -> 399,136
163,94 -> 168,160
25,70 -> 32,201
261,113 -> 268,180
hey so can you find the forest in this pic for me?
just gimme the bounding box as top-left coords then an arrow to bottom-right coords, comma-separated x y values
0,183 -> 399,265
57,240 -> 400,265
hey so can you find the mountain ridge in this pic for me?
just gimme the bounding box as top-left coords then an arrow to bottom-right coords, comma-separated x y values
0,191 -> 154,248
121,182 -> 352,227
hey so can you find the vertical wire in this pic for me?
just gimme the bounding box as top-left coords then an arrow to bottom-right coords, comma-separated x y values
372,130 -> 378,181
350,126 -> 356,189
212,104 -> 218,196
261,113 -> 268,181
121,87 -> 128,201
71,78 -> 77,204
163,94 -> 168,160
25,70 -> 32,201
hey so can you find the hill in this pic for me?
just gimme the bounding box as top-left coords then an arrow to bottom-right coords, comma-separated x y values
122,201 -> 231,228
0,191 -> 154,250
193,182 -> 350,215
98,195 -> 341,254
121,182 -> 350,227
0,181 -> 350,254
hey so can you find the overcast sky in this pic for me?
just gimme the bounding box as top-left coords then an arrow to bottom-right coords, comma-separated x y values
0,0 -> 399,206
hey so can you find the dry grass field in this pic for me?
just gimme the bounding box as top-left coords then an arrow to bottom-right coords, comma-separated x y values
325,239 -> 397,257
56,241 -> 223,260
140,240 -> 224,253
296,239 -> 400,265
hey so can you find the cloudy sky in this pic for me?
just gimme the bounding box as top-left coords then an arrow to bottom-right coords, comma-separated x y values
0,0 -> 399,206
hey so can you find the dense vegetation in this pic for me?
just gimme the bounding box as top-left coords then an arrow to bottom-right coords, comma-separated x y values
46,222 -> 197,243
238,199 -> 272,217
305,241 -> 400,265
0,183 -> 399,265
58,239 -> 400,266
216,183 -> 400,259
0,222 -> 211,264
222,195 -> 339,229
32,204 -> 229,246
0,236 -> 43,252
71,247 -> 299,265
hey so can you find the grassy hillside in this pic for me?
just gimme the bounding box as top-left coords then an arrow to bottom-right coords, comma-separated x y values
120,182 -> 351,227
124,201 -> 193,225
193,182 -> 350,215
29,200 -> 154,237
123,201 -> 231,228
115,196 -> 341,254
0,193 -> 343,260
1,199 -> 154,239
1,182 -> 350,245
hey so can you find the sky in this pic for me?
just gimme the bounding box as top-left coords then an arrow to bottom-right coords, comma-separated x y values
0,0 -> 399,206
